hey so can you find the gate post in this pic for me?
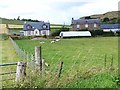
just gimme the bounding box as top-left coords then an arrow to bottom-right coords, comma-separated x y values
16,62 -> 27,82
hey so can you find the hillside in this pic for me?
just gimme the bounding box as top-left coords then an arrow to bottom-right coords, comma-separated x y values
80,11 -> 120,24
0,17 -> 25,25
0,17 -> 69,26
0,17 -> 71,34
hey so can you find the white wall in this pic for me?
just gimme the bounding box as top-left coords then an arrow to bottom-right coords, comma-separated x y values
41,30 -> 50,36
103,29 -> 120,32
34,29 -> 40,36
23,29 -> 50,36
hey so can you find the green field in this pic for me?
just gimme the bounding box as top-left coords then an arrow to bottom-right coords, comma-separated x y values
14,37 -> 119,88
1,40 -> 21,88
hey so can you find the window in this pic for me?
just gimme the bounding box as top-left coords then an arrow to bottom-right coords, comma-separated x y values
85,24 -> 88,28
26,24 -> 32,29
42,24 -> 48,29
42,31 -> 46,35
77,24 -> 80,28
94,23 -> 97,27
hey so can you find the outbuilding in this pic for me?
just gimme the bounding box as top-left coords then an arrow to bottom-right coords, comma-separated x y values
101,24 -> 120,32
59,31 -> 91,38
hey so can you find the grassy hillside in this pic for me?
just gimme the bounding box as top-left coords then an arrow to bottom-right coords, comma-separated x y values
0,17 -> 70,26
80,11 -> 120,24
0,17 -> 25,25
80,11 -> 119,20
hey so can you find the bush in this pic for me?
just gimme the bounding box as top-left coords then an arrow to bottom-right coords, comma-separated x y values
11,36 -> 35,40
90,30 -> 103,37
90,30 -> 116,37
50,26 -> 69,37
103,31 -> 115,37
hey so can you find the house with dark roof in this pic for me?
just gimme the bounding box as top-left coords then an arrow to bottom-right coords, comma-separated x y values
71,18 -> 101,30
101,24 -> 120,32
21,21 -> 50,36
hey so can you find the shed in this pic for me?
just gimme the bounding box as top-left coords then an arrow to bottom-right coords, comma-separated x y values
59,31 -> 91,38
101,24 -> 120,32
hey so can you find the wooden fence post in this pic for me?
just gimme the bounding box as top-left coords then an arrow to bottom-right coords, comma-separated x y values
104,54 -> 107,67
111,55 -> 113,68
58,61 -> 63,78
35,46 -> 42,71
16,62 -> 27,82
31,54 -> 34,61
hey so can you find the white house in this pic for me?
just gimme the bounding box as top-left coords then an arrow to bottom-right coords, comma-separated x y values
21,21 -> 50,36
59,31 -> 91,38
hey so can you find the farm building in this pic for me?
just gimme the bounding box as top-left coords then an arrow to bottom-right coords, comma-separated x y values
101,24 -> 120,32
71,18 -> 101,31
21,21 -> 50,36
59,31 -> 91,38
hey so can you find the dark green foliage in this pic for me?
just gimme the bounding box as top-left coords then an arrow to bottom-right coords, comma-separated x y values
50,26 -> 69,37
90,30 -> 103,36
90,30 -> 116,37
21,18 -> 40,22
79,28 -> 88,31
103,17 -> 110,22
17,16 -> 20,20
85,16 -> 91,19
117,19 -> 120,24
116,30 -> 120,36
102,17 -> 119,24
11,36 -> 34,40
9,28 -> 23,30
103,31 -> 115,36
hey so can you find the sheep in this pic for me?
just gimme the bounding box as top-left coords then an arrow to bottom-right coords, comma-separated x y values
40,42 -> 45,44
55,39 -> 60,42
51,40 -> 55,43
51,39 -> 60,43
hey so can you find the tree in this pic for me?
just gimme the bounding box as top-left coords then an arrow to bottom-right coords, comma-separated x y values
103,17 -> 110,22
117,18 -> 120,24
17,16 -> 20,20
85,16 -> 91,19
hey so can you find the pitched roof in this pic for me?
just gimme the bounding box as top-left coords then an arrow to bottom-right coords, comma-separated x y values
72,19 -> 100,24
23,21 -> 50,31
101,24 -> 120,29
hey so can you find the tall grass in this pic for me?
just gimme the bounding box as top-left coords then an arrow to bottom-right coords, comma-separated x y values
1,40 -> 21,88
14,37 -> 119,88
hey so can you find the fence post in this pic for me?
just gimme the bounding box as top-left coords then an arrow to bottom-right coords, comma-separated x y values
58,61 -> 63,78
30,54 -> 35,69
31,54 -> 34,61
104,54 -> 107,68
16,62 -> 27,82
35,46 -> 42,71
111,55 -> 113,69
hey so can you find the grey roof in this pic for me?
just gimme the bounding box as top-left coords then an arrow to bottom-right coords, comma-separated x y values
101,24 -> 120,29
23,21 -> 50,31
72,19 -> 100,24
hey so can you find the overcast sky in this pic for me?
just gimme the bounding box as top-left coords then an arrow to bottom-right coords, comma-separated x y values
0,0 -> 119,25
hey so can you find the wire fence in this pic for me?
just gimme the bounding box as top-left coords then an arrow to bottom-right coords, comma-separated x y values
9,37 -> 35,69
